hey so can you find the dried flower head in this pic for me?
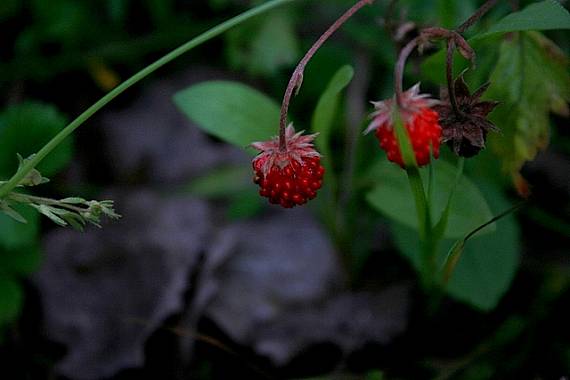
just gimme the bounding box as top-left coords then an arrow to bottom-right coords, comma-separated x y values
434,73 -> 500,157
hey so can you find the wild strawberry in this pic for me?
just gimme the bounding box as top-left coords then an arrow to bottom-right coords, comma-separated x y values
365,84 -> 442,167
251,125 -> 325,208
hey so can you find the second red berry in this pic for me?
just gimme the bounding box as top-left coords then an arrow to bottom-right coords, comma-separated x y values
375,107 -> 442,167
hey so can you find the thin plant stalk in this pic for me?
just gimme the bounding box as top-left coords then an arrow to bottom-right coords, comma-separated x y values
278,0 -> 375,151
0,0 -> 297,198
390,0 -> 500,290
392,34 -> 437,288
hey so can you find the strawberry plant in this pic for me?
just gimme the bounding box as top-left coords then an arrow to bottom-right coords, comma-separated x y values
1,0 -> 569,378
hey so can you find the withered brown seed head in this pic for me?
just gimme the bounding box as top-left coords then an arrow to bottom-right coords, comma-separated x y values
434,73 -> 500,157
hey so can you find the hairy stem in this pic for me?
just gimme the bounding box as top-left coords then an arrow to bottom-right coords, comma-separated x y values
340,50 -> 370,210
457,0 -> 499,34
406,166 -> 434,289
465,201 -> 525,242
9,193 -> 86,213
394,37 -> 420,107
445,0 -> 499,118
0,0 -> 297,199
278,0 -> 375,151
445,38 -> 463,116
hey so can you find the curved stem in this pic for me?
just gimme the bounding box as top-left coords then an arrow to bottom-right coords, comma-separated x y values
278,0 -> 375,151
443,0 -> 499,118
406,166 -> 434,289
0,0 -> 297,198
433,157 -> 464,240
394,37 -> 419,107
445,38 -> 463,116
406,167 -> 429,241
465,201 -> 525,241
456,0 -> 498,34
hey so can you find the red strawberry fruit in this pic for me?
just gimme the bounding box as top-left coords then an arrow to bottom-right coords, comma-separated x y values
365,84 -> 442,167
251,125 -> 325,208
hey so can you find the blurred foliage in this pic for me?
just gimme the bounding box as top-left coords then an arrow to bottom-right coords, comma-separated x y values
421,1 -> 570,193
182,165 -> 264,220
172,0 -> 569,313
0,0 -> 211,82
173,75 -> 518,311
174,80 -> 281,148
312,65 -> 354,168
1,0 -> 569,378
366,159 -> 494,239
0,205 -> 40,341
0,101 -> 72,339
0,102 -> 72,178
486,31 -> 570,193
392,181 -> 520,310
311,65 -> 354,228
225,9 -> 299,75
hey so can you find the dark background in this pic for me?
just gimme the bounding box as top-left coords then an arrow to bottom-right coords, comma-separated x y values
0,0 -> 569,379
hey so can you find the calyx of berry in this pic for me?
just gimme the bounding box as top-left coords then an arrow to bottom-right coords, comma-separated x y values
434,73 -> 500,157
251,124 -> 321,176
365,83 -> 440,135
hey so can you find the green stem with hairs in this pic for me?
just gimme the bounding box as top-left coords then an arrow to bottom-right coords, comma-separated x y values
406,166 -> 436,289
433,157 -> 464,240
0,0 -> 297,198
406,167 -> 429,241
393,108 -> 435,289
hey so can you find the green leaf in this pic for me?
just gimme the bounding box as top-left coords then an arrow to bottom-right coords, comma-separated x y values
366,159 -> 494,239
486,32 -> 570,191
226,10 -> 299,76
60,212 -> 87,231
107,0 -> 129,24
227,190 -> 264,220
479,0 -> 570,38
145,0 -> 174,28
250,10 -> 299,75
311,65 -> 354,158
392,182 -> 520,310
60,197 -> 88,204
0,201 -> 28,224
0,101 -> 73,179
366,370 -> 385,380
436,0 -> 477,29
30,204 -> 67,226
30,0 -> 90,47
20,168 -> 50,187
295,44 -> 354,104
421,0 -> 570,85
442,200 -> 522,285
183,166 -> 252,198
309,65 -> 354,232
181,165 -> 263,219
173,81 -> 281,149
393,111 -> 419,168
0,0 -> 22,21
0,275 -> 23,327
0,245 -> 42,277
0,204 -> 39,250
209,0 -> 231,11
